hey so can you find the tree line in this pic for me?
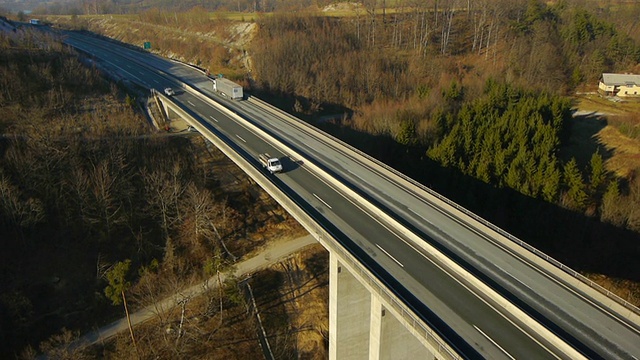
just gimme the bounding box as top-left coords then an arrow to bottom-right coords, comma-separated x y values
248,2 -> 640,234
425,79 -> 622,217
251,1 -> 640,107
33,0 -> 337,14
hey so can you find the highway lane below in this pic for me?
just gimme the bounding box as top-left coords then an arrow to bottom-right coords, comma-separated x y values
228,98 -> 640,359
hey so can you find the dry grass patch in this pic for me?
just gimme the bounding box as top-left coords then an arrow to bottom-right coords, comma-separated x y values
257,244 -> 329,360
572,94 -> 640,177
211,12 -> 261,22
574,93 -> 640,115
597,125 -> 640,178
584,273 -> 640,308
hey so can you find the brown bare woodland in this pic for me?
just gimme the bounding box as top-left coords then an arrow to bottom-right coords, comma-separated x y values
3,0 -> 640,357
0,27 -> 305,358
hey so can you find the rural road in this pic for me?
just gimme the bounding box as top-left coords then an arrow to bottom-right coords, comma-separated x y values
77,234 -> 318,347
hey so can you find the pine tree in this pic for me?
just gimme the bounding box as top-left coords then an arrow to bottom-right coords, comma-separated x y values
601,180 -> 624,226
563,158 -> 588,210
396,119 -> 417,146
104,260 -> 139,356
505,150 -> 526,193
589,150 -> 606,194
541,158 -> 561,202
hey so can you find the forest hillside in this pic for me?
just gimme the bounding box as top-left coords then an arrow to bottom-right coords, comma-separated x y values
3,0 -> 640,355
0,20 -> 319,358
44,0 -> 640,285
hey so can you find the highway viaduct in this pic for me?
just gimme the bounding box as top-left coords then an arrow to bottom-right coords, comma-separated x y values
64,30 -> 640,359
158,91 -> 463,359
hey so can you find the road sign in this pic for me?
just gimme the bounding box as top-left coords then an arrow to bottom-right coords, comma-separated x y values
143,41 -> 151,49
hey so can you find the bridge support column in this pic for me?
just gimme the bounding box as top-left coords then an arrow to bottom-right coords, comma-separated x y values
368,295 -> 382,360
370,289 -> 435,359
329,251 -> 338,360
161,102 -> 172,121
329,249 -> 445,360
329,251 -> 370,360
155,97 -> 175,130
378,303 -> 435,359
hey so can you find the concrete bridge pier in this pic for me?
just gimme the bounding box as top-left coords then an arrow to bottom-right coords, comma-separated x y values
155,94 -> 190,132
329,251 -> 438,360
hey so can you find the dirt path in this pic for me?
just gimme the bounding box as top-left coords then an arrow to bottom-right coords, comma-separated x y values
76,234 -> 316,348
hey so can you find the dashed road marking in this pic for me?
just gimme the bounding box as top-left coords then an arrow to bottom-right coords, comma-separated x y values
375,244 -> 404,267
313,193 -> 332,209
474,325 -> 516,360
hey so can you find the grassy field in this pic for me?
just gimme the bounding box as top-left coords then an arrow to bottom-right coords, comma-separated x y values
572,93 -> 640,177
575,93 -> 640,115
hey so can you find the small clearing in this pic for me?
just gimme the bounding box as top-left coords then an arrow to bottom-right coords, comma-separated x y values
572,93 -> 640,177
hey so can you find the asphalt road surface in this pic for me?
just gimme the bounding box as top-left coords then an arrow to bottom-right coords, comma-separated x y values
61,30 -> 640,359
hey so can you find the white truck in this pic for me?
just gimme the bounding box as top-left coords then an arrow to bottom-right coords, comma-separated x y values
259,153 -> 283,174
213,78 -> 243,100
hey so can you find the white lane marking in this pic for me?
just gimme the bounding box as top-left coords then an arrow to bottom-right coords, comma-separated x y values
209,115 -> 218,123
139,71 -> 145,75
407,179 -> 637,335
188,100 -> 195,106
375,244 -> 404,267
235,134 -> 246,143
473,325 -> 516,360
312,193 -> 332,209
347,169 -> 366,182
505,271 -> 532,290
407,207 -> 431,224
153,79 -> 160,84
300,167 -> 560,359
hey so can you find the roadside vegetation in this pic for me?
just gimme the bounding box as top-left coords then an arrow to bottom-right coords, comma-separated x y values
42,245 -> 328,360
48,9 -> 251,81
0,24 -> 310,358
251,2 -> 640,287
3,0 -> 640,357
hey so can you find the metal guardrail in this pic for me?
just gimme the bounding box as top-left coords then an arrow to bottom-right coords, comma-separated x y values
247,96 -> 640,318
171,87 -> 463,359
65,36 -> 464,358
290,206 -> 462,360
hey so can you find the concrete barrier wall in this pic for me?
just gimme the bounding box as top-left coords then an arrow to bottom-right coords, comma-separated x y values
176,86 -> 588,358
165,87 -> 463,359
246,96 -> 640,326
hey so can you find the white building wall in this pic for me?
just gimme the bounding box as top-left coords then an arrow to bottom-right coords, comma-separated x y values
618,84 -> 640,97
